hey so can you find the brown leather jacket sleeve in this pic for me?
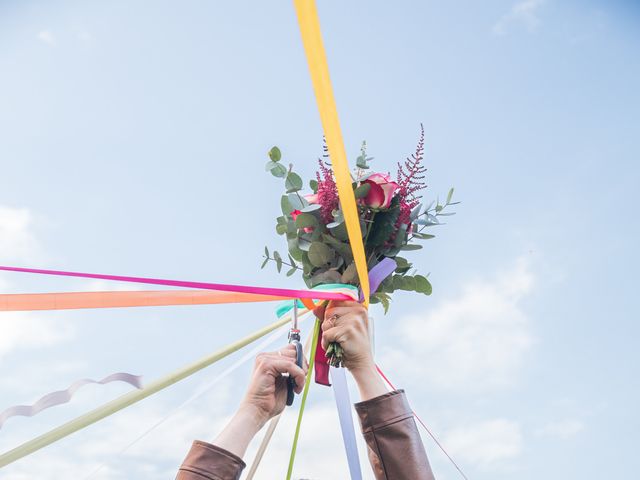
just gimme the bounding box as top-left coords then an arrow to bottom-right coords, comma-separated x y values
355,389 -> 435,480
176,440 -> 245,480
177,390 -> 432,480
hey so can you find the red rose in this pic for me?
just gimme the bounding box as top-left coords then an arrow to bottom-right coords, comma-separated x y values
362,173 -> 399,209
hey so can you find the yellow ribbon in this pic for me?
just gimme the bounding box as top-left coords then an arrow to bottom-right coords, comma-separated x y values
293,0 -> 370,307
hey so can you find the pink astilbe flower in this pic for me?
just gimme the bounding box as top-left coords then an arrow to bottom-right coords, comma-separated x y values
396,124 -> 427,210
385,125 -> 429,247
316,158 -> 339,224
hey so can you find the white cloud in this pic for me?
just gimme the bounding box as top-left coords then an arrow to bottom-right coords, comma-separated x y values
443,419 -> 523,470
0,206 -> 72,360
36,30 -> 56,46
493,0 -> 546,35
535,419 -> 584,440
0,312 -> 73,361
0,206 -> 41,263
381,257 -> 535,391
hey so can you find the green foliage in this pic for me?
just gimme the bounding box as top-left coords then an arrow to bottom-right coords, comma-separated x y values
268,146 -> 282,162
308,242 -> 335,267
273,251 -> 283,273
356,141 -> 372,170
266,162 -> 287,178
295,213 -> 318,230
414,275 -> 432,295
288,193 -> 307,210
354,183 -> 371,199
285,172 -> 303,193
341,262 -> 358,284
370,292 -> 391,313
263,139 -> 457,314
368,197 -> 401,247
281,195 -> 292,215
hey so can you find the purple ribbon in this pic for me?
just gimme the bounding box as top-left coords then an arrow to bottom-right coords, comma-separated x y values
0,372 -> 143,429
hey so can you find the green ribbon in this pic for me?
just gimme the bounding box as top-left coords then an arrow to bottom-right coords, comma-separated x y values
286,317 -> 320,480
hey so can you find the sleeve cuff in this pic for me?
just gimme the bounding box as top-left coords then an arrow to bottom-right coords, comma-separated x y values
354,389 -> 413,432
179,440 -> 246,479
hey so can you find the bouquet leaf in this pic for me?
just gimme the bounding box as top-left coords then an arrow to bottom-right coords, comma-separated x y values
308,242 -> 335,267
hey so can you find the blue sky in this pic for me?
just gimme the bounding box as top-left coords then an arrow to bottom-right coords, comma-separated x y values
0,1 -> 638,478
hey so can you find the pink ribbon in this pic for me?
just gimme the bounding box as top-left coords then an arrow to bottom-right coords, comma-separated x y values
0,265 -> 353,302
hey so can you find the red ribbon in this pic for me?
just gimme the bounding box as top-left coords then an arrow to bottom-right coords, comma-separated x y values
314,329 -> 331,386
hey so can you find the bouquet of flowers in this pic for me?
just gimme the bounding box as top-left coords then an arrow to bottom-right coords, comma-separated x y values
262,125 -> 457,367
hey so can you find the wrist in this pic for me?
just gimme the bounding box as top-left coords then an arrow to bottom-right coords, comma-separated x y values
349,362 -> 377,382
349,363 -> 388,401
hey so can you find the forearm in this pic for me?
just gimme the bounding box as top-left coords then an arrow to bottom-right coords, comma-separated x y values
212,405 -> 266,459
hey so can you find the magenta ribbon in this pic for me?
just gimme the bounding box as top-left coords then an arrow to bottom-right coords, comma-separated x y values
314,257 -> 397,386
0,265 -> 354,302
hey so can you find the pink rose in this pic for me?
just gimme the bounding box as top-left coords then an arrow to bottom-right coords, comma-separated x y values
362,173 -> 399,209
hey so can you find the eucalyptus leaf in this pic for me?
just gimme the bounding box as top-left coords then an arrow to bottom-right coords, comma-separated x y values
286,267 -> 297,277
269,163 -> 287,178
322,234 -> 354,262
298,238 -> 312,252
260,257 -> 269,269
268,146 -> 282,162
309,179 -> 318,193
394,256 -> 411,269
341,262 -> 358,284
264,246 -> 269,257
394,224 -> 408,248
309,270 -> 342,287
281,195 -> 292,216
415,275 -> 432,295
285,172 -> 303,193
308,242 -> 335,267
412,233 -> 435,240
273,251 -> 283,273
328,222 -> 349,241
288,238 -> 304,260
295,213 -> 318,229
446,187 -> 454,205
276,223 -> 287,235
301,204 -> 322,213
288,193 -> 308,210
400,244 -> 423,251
410,204 -> 422,221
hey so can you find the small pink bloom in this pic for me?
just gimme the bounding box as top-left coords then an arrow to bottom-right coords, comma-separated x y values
290,209 -> 302,221
291,209 -> 314,233
304,193 -> 319,204
362,172 -> 399,209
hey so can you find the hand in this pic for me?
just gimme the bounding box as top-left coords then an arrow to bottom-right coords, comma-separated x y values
320,301 -> 375,374
213,344 -> 308,459
239,343 -> 308,427
320,301 -> 387,400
